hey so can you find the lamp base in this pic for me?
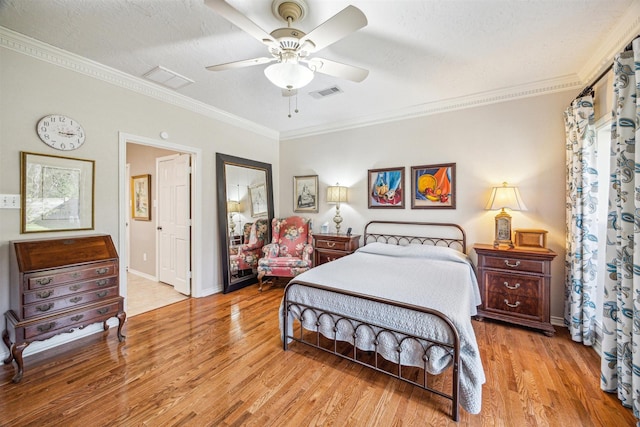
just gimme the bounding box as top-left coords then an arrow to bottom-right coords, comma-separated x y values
333,204 -> 343,234
493,209 -> 514,248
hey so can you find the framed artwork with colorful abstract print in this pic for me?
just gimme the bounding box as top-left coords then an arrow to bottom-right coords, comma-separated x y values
368,167 -> 404,208
410,163 -> 456,209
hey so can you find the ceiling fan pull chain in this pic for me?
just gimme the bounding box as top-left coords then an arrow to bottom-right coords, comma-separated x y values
288,95 -> 292,118
295,92 -> 299,114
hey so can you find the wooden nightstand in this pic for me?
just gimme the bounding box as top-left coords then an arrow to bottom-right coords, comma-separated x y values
474,243 -> 557,336
313,233 -> 360,266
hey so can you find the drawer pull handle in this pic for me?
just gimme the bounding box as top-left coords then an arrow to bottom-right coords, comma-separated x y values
71,272 -> 81,278
36,290 -> 54,299
97,308 -> 110,315
504,299 -> 521,308
69,296 -> 83,303
326,242 -> 336,248
96,291 -> 108,298
96,268 -> 109,275
37,322 -> 56,332
504,281 -> 520,290
504,260 -> 521,268
69,284 -> 81,291
71,315 -> 84,322
36,303 -> 54,312
96,279 -> 108,286
35,277 -> 53,286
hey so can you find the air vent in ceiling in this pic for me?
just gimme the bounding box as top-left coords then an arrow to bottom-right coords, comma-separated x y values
143,66 -> 194,90
309,86 -> 343,99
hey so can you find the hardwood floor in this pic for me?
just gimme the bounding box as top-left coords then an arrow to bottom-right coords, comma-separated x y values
1,284 -> 635,426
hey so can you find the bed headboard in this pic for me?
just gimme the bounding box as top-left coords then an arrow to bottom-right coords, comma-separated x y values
363,221 -> 466,252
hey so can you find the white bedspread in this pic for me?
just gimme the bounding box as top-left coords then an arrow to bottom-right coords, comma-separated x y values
279,242 -> 485,414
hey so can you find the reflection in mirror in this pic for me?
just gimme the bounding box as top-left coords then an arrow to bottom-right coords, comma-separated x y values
216,153 -> 274,293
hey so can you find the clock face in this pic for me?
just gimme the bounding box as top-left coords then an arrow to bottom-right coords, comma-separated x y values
36,114 -> 85,151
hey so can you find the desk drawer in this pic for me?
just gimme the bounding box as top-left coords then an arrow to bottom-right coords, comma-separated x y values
23,299 -> 122,340
22,286 -> 119,319
26,261 -> 117,290
23,276 -> 117,304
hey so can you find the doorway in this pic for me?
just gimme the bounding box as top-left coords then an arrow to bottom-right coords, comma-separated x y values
118,132 -> 202,316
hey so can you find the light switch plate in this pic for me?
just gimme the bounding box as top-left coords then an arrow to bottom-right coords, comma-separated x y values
0,194 -> 20,209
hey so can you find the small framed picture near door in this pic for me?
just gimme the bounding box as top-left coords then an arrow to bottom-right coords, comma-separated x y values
293,175 -> 318,213
131,174 -> 151,220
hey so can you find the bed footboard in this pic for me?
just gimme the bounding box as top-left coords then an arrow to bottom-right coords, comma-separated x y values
282,281 -> 461,422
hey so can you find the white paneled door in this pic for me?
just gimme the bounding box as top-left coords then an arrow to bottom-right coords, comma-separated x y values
157,153 -> 191,295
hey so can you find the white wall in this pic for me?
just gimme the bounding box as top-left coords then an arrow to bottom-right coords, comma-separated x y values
279,91 -> 574,322
0,44 -> 279,357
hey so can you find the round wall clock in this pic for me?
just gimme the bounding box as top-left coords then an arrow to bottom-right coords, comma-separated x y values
36,114 -> 85,151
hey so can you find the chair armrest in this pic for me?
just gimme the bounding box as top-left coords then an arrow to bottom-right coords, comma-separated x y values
239,241 -> 264,252
262,242 -> 279,258
302,244 -> 314,266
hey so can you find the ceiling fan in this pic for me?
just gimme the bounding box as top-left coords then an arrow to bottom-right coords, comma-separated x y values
204,0 -> 369,90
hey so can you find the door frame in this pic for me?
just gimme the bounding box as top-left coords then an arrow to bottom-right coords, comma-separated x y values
118,132 -> 203,308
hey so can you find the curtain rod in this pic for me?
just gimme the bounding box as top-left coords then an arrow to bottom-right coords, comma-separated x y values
575,34 -> 639,100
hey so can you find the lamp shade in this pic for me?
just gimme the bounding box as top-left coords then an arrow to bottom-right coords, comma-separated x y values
485,182 -> 527,211
264,62 -> 314,89
226,200 -> 240,213
327,185 -> 348,204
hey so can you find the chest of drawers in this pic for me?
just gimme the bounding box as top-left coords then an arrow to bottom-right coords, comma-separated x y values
313,233 -> 360,266
474,243 -> 557,336
2,235 -> 126,383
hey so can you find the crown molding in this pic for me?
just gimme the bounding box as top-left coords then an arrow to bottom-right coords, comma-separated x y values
3,10 -> 633,144
578,0 -> 640,85
0,26 -> 279,140
280,74 -> 582,140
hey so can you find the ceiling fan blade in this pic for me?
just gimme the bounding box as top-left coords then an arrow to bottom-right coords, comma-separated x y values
204,0 -> 277,47
305,58 -> 369,82
299,5 -> 367,53
206,57 -> 275,71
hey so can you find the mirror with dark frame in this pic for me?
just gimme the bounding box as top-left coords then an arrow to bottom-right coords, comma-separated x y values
216,153 -> 274,293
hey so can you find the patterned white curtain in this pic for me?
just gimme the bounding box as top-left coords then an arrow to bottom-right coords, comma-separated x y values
602,37 -> 640,419
563,96 -> 598,345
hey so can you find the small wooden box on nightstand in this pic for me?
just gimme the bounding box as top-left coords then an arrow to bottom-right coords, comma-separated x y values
313,233 -> 360,266
474,243 -> 557,336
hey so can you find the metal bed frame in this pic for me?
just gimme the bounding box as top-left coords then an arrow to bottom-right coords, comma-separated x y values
282,221 -> 468,421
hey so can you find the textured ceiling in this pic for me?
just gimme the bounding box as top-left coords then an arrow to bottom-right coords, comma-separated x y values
0,0 -> 637,138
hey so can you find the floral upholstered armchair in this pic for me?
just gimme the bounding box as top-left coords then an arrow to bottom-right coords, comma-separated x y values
257,216 -> 313,291
230,219 -> 268,277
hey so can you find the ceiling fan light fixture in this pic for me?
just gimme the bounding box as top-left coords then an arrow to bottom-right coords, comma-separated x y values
264,62 -> 314,89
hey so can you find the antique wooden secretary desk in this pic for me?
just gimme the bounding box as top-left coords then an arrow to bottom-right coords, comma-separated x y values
3,234 -> 126,383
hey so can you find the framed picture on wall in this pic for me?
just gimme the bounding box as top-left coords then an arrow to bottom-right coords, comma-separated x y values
293,175 -> 318,212
367,167 -> 405,208
131,174 -> 151,220
21,151 -> 95,233
410,163 -> 456,209
249,183 -> 268,217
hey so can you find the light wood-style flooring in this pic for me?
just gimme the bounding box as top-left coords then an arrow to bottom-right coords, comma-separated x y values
1,284 -> 635,426
126,272 -> 188,317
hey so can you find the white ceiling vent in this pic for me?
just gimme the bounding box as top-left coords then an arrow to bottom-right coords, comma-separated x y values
143,66 -> 194,90
309,86 -> 343,99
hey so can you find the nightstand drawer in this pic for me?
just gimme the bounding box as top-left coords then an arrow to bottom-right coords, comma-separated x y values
313,233 -> 360,266
315,239 -> 351,251
485,272 -> 540,299
481,255 -> 545,274
485,291 -> 539,318
316,250 -> 349,264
